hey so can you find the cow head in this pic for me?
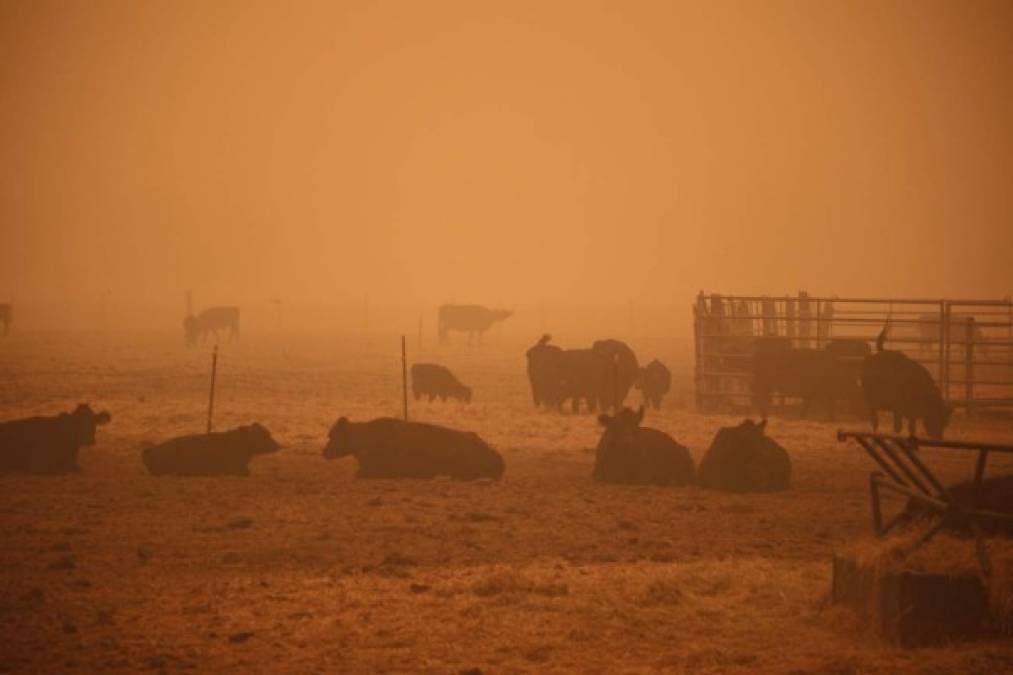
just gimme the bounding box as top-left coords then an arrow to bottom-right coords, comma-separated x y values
598,405 -> 645,444
70,404 -> 111,446
492,309 -> 514,322
323,417 -> 353,459
240,423 -> 281,455
924,404 -> 953,440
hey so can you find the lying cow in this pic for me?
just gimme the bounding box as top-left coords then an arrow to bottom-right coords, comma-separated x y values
899,474 -> 1013,537
593,406 -> 694,486
142,423 -> 280,476
411,363 -> 472,403
861,327 -> 952,438
697,419 -> 791,492
0,404 -> 111,474
323,417 -> 504,480
636,359 -> 671,410
183,306 -> 240,346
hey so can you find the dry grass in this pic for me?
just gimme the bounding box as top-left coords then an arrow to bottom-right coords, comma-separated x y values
0,332 -> 1012,673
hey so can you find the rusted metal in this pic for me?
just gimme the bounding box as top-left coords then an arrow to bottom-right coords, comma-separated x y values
838,430 -> 1013,576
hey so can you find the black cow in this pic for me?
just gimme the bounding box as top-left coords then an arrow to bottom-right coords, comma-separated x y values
0,404 -> 111,474
0,304 -> 11,336
183,306 -> 240,346
636,359 -> 671,410
697,419 -> 791,492
591,339 -> 640,411
899,474 -> 1013,537
323,417 -> 504,480
861,327 -> 952,439
593,406 -> 694,486
752,340 -> 864,420
142,423 -> 280,476
558,348 -> 609,413
525,334 -> 566,409
437,304 -> 513,344
411,363 -> 472,403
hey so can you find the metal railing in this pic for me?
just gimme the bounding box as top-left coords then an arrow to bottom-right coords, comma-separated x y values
692,292 -> 1013,412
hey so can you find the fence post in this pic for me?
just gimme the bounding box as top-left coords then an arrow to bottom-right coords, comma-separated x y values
693,302 -> 703,411
938,300 -> 946,402
401,335 -> 409,421
207,344 -> 218,434
942,302 -> 951,405
965,317 -> 975,416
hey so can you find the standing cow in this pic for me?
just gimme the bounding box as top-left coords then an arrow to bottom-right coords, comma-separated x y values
323,417 -> 504,480
0,304 -> 11,336
411,363 -> 472,403
636,359 -> 671,410
0,404 -> 111,474
862,327 -> 952,438
184,306 -> 240,346
591,339 -> 640,411
437,304 -> 513,344
525,334 -> 566,409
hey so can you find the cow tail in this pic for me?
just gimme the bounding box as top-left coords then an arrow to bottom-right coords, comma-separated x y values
876,324 -> 888,352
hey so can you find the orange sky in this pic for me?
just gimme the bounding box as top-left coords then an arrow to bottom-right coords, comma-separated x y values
1,0 -> 1011,329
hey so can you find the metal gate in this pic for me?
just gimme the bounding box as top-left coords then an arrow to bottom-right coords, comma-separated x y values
692,292 -> 1013,413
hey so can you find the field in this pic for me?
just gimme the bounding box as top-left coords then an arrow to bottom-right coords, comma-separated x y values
1,332 -> 1012,674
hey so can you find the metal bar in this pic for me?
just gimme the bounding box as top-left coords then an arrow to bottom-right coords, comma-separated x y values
974,450 -> 989,484
969,518 -> 992,577
853,436 -> 909,486
966,317 -> 975,414
896,438 -> 949,500
839,431 -> 1013,453
870,472 -> 884,535
873,437 -> 931,495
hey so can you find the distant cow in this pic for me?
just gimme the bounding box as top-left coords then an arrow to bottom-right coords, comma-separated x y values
323,417 -> 504,480
697,419 -> 791,492
636,359 -> 671,410
525,334 -> 566,409
558,348 -> 609,413
411,363 -> 472,403
861,327 -> 952,439
593,406 -> 694,486
183,306 -> 240,346
437,304 -> 513,344
141,423 -> 280,476
0,404 -> 111,474
591,339 -> 640,411
752,341 -> 863,420
0,304 -> 11,336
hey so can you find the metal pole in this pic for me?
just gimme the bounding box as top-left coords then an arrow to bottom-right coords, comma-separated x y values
207,344 -> 218,434
418,313 -> 423,351
966,317 -> 975,415
938,300 -> 946,400
401,335 -> 409,421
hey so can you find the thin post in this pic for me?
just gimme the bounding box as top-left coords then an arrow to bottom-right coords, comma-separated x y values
207,344 -> 218,434
938,300 -> 946,400
401,335 -> 409,421
417,313 -> 423,350
613,355 -> 621,413
966,317 -> 975,415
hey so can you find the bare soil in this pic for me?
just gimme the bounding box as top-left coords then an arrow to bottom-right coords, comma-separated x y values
1,332 -> 1011,674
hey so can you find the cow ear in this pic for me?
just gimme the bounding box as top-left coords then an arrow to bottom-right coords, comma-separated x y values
597,414 -> 612,428
636,406 -> 645,425
96,411 -> 111,425
757,418 -> 767,434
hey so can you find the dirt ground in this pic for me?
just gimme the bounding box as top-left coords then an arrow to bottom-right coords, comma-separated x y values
1,332 -> 1011,674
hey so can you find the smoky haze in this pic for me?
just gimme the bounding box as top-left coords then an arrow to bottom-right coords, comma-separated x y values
2,0 -> 1012,334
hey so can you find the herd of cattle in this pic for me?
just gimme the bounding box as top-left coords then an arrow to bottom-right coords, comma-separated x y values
0,321 -> 948,496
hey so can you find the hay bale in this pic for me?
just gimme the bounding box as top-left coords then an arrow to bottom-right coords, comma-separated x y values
697,419 -> 790,492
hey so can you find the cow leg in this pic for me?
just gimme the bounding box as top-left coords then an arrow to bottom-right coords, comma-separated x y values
909,417 -> 917,437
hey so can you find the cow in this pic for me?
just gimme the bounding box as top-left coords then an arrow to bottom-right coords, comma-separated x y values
898,474 -> 1013,537
591,339 -> 640,411
437,304 -> 513,344
697,419 -> 791,492
322,417 -> 504,480
411,363 -> 472,403
525,334 -> 566,409
636,359 -> 671,410
861,327 -> 952,439
0,404 -> 111,474
593,406 -> 694,486
141,423 -> 280,476
751,340 -> 863,420
558,348 -> 609,413
0,304 -> 11,336
183,306 -> 240,346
